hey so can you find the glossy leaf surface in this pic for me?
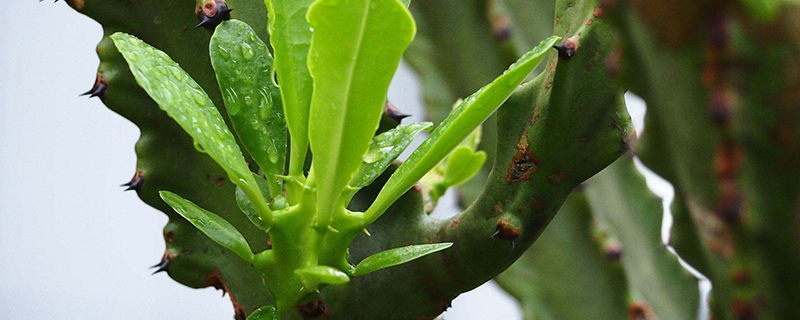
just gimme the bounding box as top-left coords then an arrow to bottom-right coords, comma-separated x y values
350,122 -> 432,188
264,0 -> 315,177
247,306 -> 280,320
111,32 -> 272,224
295,266 -> 351,287
160,191 -> 254,263
306,0 -> 416,225
442,146 -> 486,187
354,243 -> 452,276
365,35 -> 559,222
210,20 -> 287,195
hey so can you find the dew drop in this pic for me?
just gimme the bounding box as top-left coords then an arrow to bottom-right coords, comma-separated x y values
268,147 -> 279,164
241,42 -> 254,61
219,46 -> 231,60
194,140 -> 207,153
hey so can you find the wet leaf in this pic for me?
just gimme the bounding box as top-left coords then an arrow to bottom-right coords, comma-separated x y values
111,32 -> 273,225
365,36 -> 560,223
160,191 -> 254,263
350,122 -> 432,188
264,0 -> 316,177
247,305 -> 280,320
210,20 -> 287,196
354,243 -> 452,276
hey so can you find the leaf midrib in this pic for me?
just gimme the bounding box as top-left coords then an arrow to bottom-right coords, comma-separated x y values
320,0 -> 373,203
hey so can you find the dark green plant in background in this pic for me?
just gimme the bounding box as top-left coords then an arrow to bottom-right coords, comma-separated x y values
53,0 -> 799,319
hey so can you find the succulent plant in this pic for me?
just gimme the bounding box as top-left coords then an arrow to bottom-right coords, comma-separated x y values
46,0 -> 798,319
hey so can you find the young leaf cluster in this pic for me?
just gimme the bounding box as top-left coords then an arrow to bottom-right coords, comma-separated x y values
110,0 -> 558,316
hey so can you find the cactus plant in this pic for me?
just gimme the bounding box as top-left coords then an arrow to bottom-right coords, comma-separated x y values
42,0 -> 799,319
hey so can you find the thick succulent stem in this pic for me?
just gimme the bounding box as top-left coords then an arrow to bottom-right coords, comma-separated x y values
60,0 -> 631,318
607,1 -> 800,319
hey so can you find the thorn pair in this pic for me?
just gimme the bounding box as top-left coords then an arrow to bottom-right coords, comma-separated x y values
81,75 -> 107,98
196,0 -> 233,29
121,169 -> 144,192
150,254 -> 172,275
492,219 -> 521,250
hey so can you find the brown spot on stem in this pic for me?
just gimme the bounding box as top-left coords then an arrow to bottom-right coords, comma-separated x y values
450,219 -> 459,229
202,269 -> 247,320
216,177 -> 225,186
732,299 -> 757,320
491,202 -> 504,218
71,0 -> 86,10
732,269 -> 752,284
604,241 -> 623,262
593,6 -> 604,17
547,171 -> 569,185
714,143 -> 742,180
493,219 -> 521,240
490,17 -> 512,42
530,198 -> 550,212
687,198 -> 735,258
164,230 -> 175,243
628,302 -> 655,320
297,298 -> 330,319
506,133 -> 539,183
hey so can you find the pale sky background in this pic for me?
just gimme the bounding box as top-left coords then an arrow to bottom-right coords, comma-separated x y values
0,1 -> 685,320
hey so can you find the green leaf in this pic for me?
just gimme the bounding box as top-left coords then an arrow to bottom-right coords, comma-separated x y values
364,35 -> 559,223
264,0 -> 315,178
442,146 -> 487,187
247,306 -> 280,320
350,122 -> 433,188
160,191 -> 254,263
210,20 -> 287,196
235,174 -> 271,231
295,266 -> 351,288
111,32 -> 273,226
354,243 -> 453,276
306,0 -> 416,226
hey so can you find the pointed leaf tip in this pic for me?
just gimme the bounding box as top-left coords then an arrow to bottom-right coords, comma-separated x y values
354,243 -> 453,276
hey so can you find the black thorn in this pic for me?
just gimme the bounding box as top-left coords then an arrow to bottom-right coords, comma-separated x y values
553,44 -> 575,60
122,170 -> 144,192
195,15 -> 213,28
81,76 -> 107,98
384,102 -> 411,123
150,255 -> 171,275
196,1 -> 232,30
90,81 -> 107,98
